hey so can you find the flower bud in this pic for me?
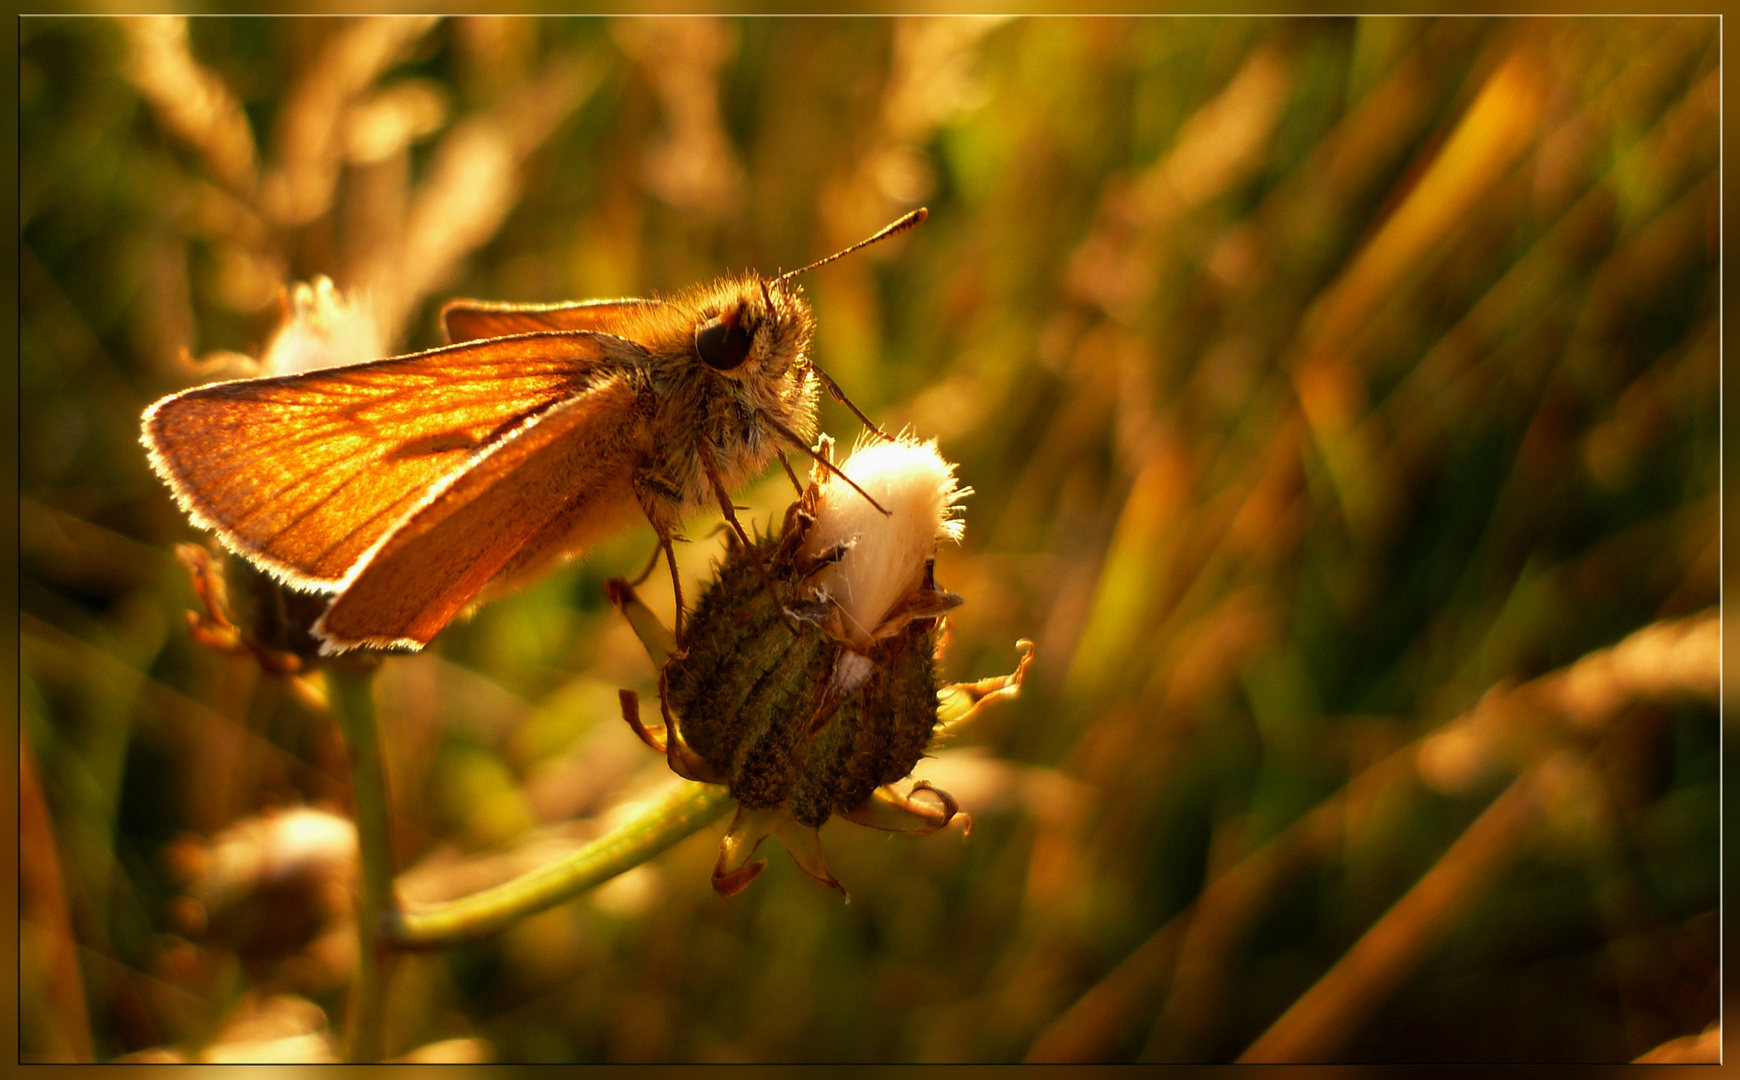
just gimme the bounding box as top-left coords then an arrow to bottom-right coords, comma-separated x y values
612,436 -> 1027,898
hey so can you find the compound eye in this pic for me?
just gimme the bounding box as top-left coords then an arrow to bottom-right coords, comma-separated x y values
694,309 -> 753,371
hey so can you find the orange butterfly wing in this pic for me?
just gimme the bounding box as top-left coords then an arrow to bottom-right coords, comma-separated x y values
142,331 -> 633,588
314,375 -> 647,651
440,298 -> 666,344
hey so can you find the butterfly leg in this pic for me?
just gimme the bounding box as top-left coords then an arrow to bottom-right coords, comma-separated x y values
625,526 -> 688,649
696,443 -> 768,577
632,469 -> 688,647
696,444 -> 806,637
659,529 -> 684,648
776,449 -> 805,496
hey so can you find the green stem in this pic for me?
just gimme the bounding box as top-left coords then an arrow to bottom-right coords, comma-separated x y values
385,781 -> 733,949
328,661 -> 395,1063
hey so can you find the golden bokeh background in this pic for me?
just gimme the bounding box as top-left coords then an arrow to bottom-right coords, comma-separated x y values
19,15 -> 1719,1063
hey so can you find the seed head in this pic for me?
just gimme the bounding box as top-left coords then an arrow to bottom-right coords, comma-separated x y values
610,435 -> 1025,899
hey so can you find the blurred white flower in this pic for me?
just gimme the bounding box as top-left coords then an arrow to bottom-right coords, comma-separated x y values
260,276 -> 386,376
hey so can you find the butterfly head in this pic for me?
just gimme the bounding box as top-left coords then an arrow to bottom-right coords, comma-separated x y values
688,209 -> 925,394
691,275 -> 814,387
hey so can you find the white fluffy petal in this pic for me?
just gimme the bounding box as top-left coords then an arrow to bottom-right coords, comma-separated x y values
801,436 -> 966,648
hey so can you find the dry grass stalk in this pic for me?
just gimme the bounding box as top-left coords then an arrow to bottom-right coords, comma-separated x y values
118,16 -> 258,196
19,731 -> 97,1063
1237,770 -> 1542,1063
118,15 -> 598,370
1418,609 -> 1717,796
1027,609 -> 1716,1062
1238,611 -> 1716,1062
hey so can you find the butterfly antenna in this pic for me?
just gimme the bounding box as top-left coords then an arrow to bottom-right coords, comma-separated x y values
771,210 -> 927,441
811,362 -> 892,442
775,207 -> 927,285
758,411 -> 891,516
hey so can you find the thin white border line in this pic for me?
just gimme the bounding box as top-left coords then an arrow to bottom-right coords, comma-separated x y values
1716,9 -> 1724,1067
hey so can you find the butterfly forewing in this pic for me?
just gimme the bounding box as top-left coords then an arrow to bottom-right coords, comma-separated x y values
441,298 -> 667,344
315,375 -> 646,649
143,332 -> 626,587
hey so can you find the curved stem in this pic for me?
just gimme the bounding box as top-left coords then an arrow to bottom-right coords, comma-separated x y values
384,781 -> 733,949
328,661 -> 394,1063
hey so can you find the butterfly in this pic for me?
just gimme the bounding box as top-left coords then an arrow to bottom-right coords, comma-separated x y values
142,209 -> 925,654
